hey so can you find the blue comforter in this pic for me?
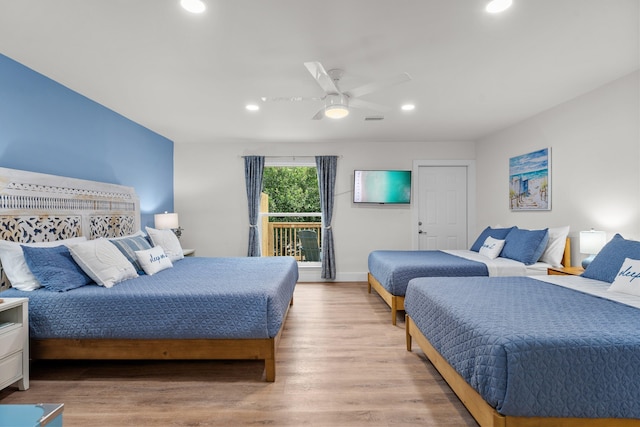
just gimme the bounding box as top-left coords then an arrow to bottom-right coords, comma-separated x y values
2,256 -> 298,340
368,250 -> 488,296
405,276 -> 640,419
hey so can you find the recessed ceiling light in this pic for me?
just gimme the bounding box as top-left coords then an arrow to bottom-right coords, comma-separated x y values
181,0 -> 206,14
486,0 -> 512,14
246,104 -> 260,111
401,104 -> 415,111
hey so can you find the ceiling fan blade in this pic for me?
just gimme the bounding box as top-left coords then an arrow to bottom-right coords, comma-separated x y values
346,72 -> 412,99
311,108 -> 325,120
261,96 -> 322,102
349,98 -> 390,112
304,61 -> 341,94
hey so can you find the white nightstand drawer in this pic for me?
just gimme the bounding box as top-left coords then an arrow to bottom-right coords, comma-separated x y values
0,298 -> 28,391
0,351 -> 23,388
0,325 -> 23,359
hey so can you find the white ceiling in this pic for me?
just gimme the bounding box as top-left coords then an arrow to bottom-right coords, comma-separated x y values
0,0 -> 638,144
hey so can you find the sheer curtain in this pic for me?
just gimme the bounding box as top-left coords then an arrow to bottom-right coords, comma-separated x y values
244,156 -> 265,257
315,156 -> 337,279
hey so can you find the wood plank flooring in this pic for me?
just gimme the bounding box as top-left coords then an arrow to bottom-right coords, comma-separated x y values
0,282 -> 478,426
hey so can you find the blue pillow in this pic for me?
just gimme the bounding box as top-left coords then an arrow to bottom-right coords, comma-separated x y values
470,226 -> 514,252
109,235 -> 153,274
582,234 -> 640,283
21,245 -> 93,292
501,228 -> 550,265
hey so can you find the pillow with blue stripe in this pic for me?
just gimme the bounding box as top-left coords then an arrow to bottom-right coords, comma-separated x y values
470,226 -> 515,252
583,234 -> 640,283
109,234 -> 153,274
501,227 -> 549,265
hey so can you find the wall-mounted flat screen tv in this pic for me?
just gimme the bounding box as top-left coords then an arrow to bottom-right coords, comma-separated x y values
353,170 -> 412,204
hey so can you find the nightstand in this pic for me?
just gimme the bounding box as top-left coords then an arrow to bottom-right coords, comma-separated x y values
547,266 -> 585,276
183,249 -> 196,257
0,298 -> 29,392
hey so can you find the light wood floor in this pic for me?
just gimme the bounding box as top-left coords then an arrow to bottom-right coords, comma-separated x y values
0,282 -> 478,426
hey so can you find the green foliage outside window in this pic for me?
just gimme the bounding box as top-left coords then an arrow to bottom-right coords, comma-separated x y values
262,167 -> 320,222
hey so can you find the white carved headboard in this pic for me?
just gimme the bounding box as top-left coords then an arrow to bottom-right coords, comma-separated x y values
0,167 -> 141,290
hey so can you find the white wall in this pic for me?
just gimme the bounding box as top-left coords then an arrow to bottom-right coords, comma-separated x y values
476,71 -> 640,266
175,140 -> 475,281
175,71 -> 639,279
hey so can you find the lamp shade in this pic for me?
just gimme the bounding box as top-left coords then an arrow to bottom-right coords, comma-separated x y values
579,230 -> 606,254
154,212 -> 179,230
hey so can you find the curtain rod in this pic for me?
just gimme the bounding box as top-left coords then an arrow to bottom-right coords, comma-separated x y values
240,155 -> 341,158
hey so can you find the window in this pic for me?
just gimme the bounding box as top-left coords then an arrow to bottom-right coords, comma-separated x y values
260,159 -> 321,263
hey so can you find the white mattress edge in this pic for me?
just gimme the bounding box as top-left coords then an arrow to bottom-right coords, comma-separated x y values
533,275 -> 640,310
443,249 -> 534,277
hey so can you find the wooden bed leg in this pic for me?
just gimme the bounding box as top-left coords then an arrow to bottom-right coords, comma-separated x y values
406,315 -> 412,351
265,358 -> 276,382
391,299 -> 398,326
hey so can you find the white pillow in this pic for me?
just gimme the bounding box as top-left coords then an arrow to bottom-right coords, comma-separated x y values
135,246 -> 173,275
539,225 -> 570,267
145,227 -> 184,262
0,236 -> 87,291
607,258 -> 640,296
479,236 -> 505,260
68,238 -> 138,288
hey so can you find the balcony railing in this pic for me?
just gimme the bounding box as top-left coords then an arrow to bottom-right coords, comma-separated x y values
259,193 -> 322,261
262,221 -> 322,261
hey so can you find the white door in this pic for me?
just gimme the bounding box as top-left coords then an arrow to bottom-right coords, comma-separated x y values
417,166 -> 468,250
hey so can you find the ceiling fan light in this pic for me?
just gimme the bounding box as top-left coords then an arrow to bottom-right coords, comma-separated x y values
324,93 -> 349,119
181,0 -> 206,14
325,105 -> 349,119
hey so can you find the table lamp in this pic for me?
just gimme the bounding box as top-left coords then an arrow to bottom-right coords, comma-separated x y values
579,229 -> 606,269
154,212 -> 183,239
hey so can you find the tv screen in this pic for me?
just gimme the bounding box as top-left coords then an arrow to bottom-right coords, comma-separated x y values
353,170 -> 412,204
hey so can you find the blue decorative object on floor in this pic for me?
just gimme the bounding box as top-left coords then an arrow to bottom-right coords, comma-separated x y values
0,403 -> 64,427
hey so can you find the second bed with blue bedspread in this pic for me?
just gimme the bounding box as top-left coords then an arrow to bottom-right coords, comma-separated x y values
405,276 -> 640,420
367,250 -> 490,324
368,250 -> 488,297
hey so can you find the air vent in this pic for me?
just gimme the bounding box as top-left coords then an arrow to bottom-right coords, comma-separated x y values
364,116 -> 384,121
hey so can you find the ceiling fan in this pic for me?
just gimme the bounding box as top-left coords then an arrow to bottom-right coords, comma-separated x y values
261,61 -> 412,120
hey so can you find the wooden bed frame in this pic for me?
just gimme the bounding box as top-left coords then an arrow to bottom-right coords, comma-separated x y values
406,315 -> 639,427
369,239 -> 573,325
0,167 -> 292,382
30,306 -> 290,382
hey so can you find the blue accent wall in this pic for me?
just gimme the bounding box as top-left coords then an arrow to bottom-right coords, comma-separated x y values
0,54 -> 174,229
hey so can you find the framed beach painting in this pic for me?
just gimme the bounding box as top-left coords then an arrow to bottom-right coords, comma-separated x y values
509,148 -> 551,211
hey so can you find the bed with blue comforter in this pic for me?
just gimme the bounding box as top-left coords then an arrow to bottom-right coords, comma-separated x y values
368,250 -> 489,297
368,226 -> 570,324
0,167 -> 299,382
405,274 -> 640,425
2,256 -> 298,381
